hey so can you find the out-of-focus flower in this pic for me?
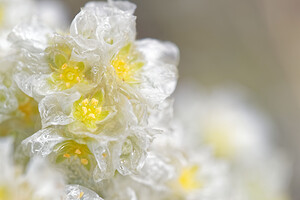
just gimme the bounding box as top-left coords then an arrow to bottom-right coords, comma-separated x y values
10,0 -> 178,183
0,137 -> 103,200
175,82 -> 272,163
102,132 -> 232,200
174,81 -> 291,200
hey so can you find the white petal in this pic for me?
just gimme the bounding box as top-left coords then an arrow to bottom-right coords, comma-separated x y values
70,1 -> 136,51
39,92 -> 81,128
22,127 -> 65,157
65,184 -> 103,200
136,39 -> 179,105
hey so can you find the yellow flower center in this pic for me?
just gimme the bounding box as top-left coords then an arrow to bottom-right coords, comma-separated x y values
111,44 -> 144,83
47,46 -> 86,90
72,92 -> 109,130
55,140 -> 93,170
178,165 -> 203,192
52,61 -> 85,90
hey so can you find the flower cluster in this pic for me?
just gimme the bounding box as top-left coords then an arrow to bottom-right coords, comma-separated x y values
7,0 -> 179,191
0,0 -> 291,199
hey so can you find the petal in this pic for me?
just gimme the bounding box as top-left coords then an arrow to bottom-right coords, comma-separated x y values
135,39 -> 179,105
21,127 -> 65,157
39,92 -> 81,128
70,1 -> 136,51
65,184 -> 103,200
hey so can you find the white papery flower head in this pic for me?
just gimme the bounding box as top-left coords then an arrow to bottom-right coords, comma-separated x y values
0,137 -> 103,200
102,131 -> 232,200
174,81 -> 291,199
0,0 -> 67,57
175,82 -> 272,164
9,0 -> 178,183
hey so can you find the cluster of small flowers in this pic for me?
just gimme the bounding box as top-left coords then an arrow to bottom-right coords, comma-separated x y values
0,0 -> 291,199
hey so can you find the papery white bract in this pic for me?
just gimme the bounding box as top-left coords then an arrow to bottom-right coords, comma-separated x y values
0,137 -> 103,200
9,0 -> 178,184
102,140 -> 232,200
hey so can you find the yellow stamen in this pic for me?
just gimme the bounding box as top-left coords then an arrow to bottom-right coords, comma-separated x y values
88,113 -> 95,119
82,98 -> 89,106
111,43 -> 144,84
75,149 -> 81,155
82,107 -> 87,115
81,158 -> 88,165
90,98 -> 99,106
63,153 -> 71,158
66,82 -> 70,88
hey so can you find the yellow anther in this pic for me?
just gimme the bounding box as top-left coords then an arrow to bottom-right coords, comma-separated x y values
75,149 -> 81,155
81,158 -> 88,165
102,153 -> 107,158
79,192 -> 84,198
82,107 -> 87,115
111,44 -> 144,83
90,98 -> 99,106
61,63 -> 68,69
82,98 -> 89,106
88,113 -> 95,119
63,153 -> 71,158
59,74 -> 63,79
66,82 -> 70,88
74,66 -> 78,70
76,77 -> 81,82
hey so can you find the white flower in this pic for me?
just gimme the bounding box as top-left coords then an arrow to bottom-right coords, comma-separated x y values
0,137 -> 103,200
70,1 -> 179,106
174,82 -> 272,163
102,132 -> 232,200
0,0 -> 67,57
9,0 -> 178,182
174,82 -> 291,199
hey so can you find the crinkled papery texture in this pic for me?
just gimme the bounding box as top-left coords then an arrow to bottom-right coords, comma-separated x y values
102,147 -> 232,200
70,0 -> 136,53
22,125 -> 152,182
39,92 -> 81,128
9,20 -> 101,101
22,127 -> 65,157
0,0 -> 67,56
134,39 -> 179,105
65,185 -> 103,200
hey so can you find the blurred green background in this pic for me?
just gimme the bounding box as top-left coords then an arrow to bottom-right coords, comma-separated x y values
53,0 -> 300,198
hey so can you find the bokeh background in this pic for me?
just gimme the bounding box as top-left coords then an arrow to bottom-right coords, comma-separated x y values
48,0 -> 300,198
